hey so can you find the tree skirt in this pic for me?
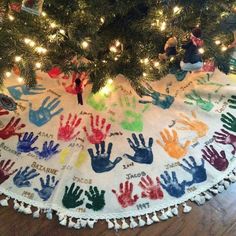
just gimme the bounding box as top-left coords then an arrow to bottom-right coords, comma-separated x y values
0,68 -> 236,230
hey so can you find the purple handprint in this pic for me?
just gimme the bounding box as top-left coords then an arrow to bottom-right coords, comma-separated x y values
214,129 -> 236,155
201,145 -> 229,171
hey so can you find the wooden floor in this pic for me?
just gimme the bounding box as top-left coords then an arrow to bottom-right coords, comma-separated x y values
1,183 -> 236,236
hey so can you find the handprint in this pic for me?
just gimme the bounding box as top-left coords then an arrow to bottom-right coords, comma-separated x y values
156,129 -> 190,159
202,145 -> 229,171
35,140 -> 60,160
0,117 -> 25,140
29,96 -> 63,127
87,93 -> 108,111
180,156 -> 207,186
214,129 -> 236,155
228,95 -> 236,109
85,186 -> 106,211
62,72 -> 77,95
17,132 -> 39,153
87,141 -> 122,173
138,175 -> 164,200
124,133 -> 153,164
0,107 -> 9,116
139,83 -> 174,109
0,160 -> 18,184
112,181 -> 139,208
13,166 -> 40,188
7,84 -> 45,101
160,171 -> 187,198
185,90 -> 214,112
34,175 -> 59,201
83,115 -> 111,144
57,113 -> 82,141
62,182 -> 84,209
177,111 -> 209,139
221,112 -> 236,132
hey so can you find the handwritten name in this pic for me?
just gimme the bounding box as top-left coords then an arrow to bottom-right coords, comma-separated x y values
215,101 -> 228,114
126,171 -> 146,180
47,89 -> 61,98
165,162 -> 181,169
136,202 -> 150,210
73,176 -> 92,185
0,142 -> 21,157
79,111 -> 92,116
123,162 -> 134,170
22,191 -> 34,200
31,161 -> 58,175
174,81 -> 193,97
77,208 -> 86,213
204,137 -> 214,146
191,142 -> 200,148
187,186 -> 197,193
37,132 -> 54,139
109,132 -> 123,137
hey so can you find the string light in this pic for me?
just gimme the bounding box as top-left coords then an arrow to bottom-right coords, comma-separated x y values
144,58 -> 149,65
17,77 -> 24,83
81,41 -> 89,49
29,41 -> 36,47
215,40 -> 221,45
59,29 -> 65,35
15,56 -> 22,62
110,46 -> 117,53
170,57 -> 175,61
143,72 -> 147,77
35,47 -> 47,54
199,48 -> 205,54
24,38 -> 31,44
5,72 -> 11,77
115,40 -> 121,47
8,15 -> 14,21
160,22 -> 166,31
107,79 -> 113,85
154,61 -> 160,67
35,62 -> 42,68
173,6 -> 181,14
100,17 -> 105,23
42,12 -> 47,17
50,22 -> 57,28
221,46 -> 227,52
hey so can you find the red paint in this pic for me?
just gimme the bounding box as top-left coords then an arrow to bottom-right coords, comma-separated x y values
48,67 -> 62,78
112,181 -> 139,208
0,160 -> 17,184
83,115 -> 111,144
0,107 -> 9,116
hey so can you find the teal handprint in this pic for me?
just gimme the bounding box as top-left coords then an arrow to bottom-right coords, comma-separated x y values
221,112 -> 236,132
185,90 -> 214,112
228,95 -> 236,109
85,186 -> 105,211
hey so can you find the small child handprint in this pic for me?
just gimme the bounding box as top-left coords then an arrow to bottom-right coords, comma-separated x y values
228,95 -> 236,109
17,132 -> 39,153
35,140 -> 60,160
221,112 -> 236,132
0,160 -> 18,184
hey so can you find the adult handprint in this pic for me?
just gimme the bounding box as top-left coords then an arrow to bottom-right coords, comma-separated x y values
156,129 -> 190,159
85,186 -> 106,211
112,181 -> 139,208
83,115 -> 111,144
185,90 -> 214,112
177,111 -> 209,138
202,145 -> 229,171
228,95 -> 236,109
57,113 -> 82,141
221,112 -> 236,132
29,96 -> 63,127
0,117 -> 25,140
139,83 -> 174,109
62,182 -> 84,209
34,175 -> 59,201
214,129 -> 236,155
160,171 -> 186,198
35,140 -> 60,160
87,141 -> 122,173
138,175 -> 163,200
180,156 -> 207,186
0,160 -> 18,184
0,107 -> 9,116
17,132 -> 39,153
13,166 -> 40,188
124,133 -> 153,164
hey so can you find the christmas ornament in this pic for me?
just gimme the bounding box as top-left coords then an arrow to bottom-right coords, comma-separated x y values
159,37 -> 178,61
21,0 -> 44,16
0,94 -> 17,111
9,2 -> 22,12
48,67 -> 62,78
202,60 -> 216,72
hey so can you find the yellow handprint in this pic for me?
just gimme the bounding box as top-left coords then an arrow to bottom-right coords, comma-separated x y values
59,147 -> 70,164
177,111 -> 209,139
156,129 -> 191,159
75,150 -> 88,168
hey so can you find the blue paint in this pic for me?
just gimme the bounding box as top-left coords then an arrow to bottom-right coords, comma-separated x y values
13,166 -> 40,188
124,133 -> 153,164
160,171 -> 186,198
29,96 -> 63,127
87,141 -> 122,173
35,140 -> 60,160
34,175 -> 59,201
180,156 -> 207,186
17,132 -> 39,153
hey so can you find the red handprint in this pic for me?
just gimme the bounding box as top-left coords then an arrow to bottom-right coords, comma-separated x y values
0,159 -> 18,184
0,117 -> 25,140
0,107 -> 9,116
138,175 -> 164,200
83,115 -> 111,144
112,181 -> 139,208
57,114 -> 82,141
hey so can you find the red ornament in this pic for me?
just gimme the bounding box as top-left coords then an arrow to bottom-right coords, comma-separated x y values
9,3 -> 22,12
47,67 -> 62,78
202,60 -> 215,72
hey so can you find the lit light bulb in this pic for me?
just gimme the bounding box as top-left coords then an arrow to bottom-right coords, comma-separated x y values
115,40 -> 121,47
114,57 -> 118,61
110,46 -> 117,53
42,12 -> 47,17
35,62 -> 42,68
100,17 -> 105,23
8,15 -> 14,21
160,22 -> 166,31
143,72 -> 147,77
230,66 -> 234,70
24,38 -> 31,44
215,40 -> 221,45
29,41 -> 36,47
50,22 -> 56,28
59,29 -> 65,35
100,86 -> 110,95
173,6 -> 181,14
199,48 -> 205,54
107,79 -> 113,85
154,61 -> 160,67
17,77 -> 24,83
81,41 -> 89,49
144,58 -> 149,65
221,46 -> 227,52
15,56 -> 22,62
158,10 -> 163,15
5,72 -> 11,77
35,47 -> 47,54
170,57 -> 175,61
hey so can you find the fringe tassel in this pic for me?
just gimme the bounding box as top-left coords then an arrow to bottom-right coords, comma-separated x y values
145,214 -> 153,225
24,205 -> 32,214
33,207 -> 40,218
121,218 -> 129,229
59,216 -> 67,226
106,219 -> 114,229
138,216 -> 146,227
46,209 -> 53,220
151,212 -> 160,222
87,219 -> 97,229
80,219 -> 88,228
172,205 -> 179,216
18,202 -> 25,213
74,219 -> 81,229
129,217 -> 138,229
0,197 -> 9,206
166,207 -> 174,218
68,217 -> 75,228
159,210 -> 168,221
113,219 -> 121,230
13,199 -> 20,210
183,203 -> 192,213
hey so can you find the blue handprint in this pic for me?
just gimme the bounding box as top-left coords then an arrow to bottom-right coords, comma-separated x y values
139,83 -> 174,109
7,84 -> 45,101
35,140 -> 60,160
13,166 -> 40,188
29,96 -> 63,127
87,141 -> 122,173
17,132 -> 39,153
124,133 -> 153,164
34,175 -> 59,201
180,156 -> 207,186
160,171 -> 186,198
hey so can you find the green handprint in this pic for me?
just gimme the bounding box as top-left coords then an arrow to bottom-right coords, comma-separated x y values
85,186 -> 105,211
87,93 -> 108,111
185,90 -> 214,112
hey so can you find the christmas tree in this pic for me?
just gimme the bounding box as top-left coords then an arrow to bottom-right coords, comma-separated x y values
0,0 -> 235,94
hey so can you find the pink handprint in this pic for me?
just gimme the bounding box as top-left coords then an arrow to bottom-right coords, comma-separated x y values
57,114 -> 82,141
138,175 -> 164,200
0,107 -> 9,116
112,181 -> 139,208
83,115 -> 111,144
0,117 -> 25,140
62,72 -> 77,95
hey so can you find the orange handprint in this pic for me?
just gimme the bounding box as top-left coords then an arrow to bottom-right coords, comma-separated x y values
177,111 -> 209,139
156,129 -> 190,159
